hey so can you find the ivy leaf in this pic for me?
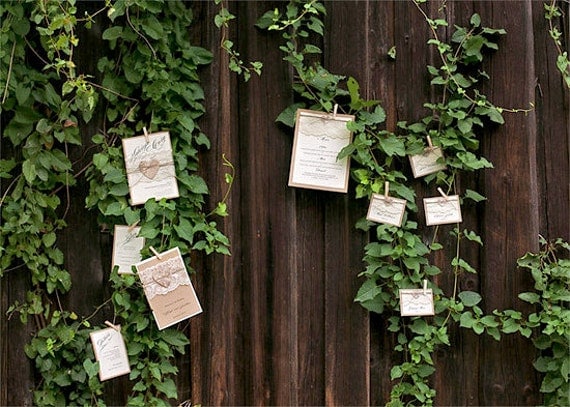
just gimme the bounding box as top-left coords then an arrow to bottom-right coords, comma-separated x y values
458,291 -> 482,307
518,292 -> 540,304
355,279 -> 382,303
154,377 -> 178,399
276,103 -> 304,128
378,134 -> 405,157
464,189 -> 486,203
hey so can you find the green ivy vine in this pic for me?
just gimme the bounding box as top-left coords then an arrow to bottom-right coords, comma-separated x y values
257,0 -> 564,406
1,0 -> 230,405
544,0 -> 570,89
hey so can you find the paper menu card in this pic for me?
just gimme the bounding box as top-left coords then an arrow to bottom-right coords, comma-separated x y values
135,247 -> 202,330
288,109 -> 354,193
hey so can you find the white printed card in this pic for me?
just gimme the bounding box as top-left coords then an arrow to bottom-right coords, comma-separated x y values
112,225 -> 144,274
366,194 -> 406,227
89,326 -> 131,381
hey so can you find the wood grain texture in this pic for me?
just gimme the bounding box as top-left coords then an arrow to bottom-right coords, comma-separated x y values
1,2 -> 568,406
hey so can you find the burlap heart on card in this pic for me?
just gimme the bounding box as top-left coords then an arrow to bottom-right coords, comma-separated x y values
139,159 -> 160,179
152,268 -> 171,288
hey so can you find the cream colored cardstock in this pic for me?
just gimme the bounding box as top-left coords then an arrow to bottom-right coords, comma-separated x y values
409,147 -> 447,178
366,194 -> 406,227
423,195 -> 462,226
89,326 -> 131,381
399,289 -> 435,316
122,131 -> 179,205
288,109 -> 354,193
135,247 -> 202,330
112,225 -> 144,274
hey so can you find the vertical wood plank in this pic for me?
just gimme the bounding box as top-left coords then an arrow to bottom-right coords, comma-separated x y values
323,2 -> 370,405
477,2 -> 540,405
532,1 -> 570,241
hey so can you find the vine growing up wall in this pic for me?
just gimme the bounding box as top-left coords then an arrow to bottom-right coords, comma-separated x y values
257,1 -> 567,405
1,1 -> 230,405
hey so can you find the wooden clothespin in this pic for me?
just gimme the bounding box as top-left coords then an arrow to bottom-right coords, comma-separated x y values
127,220 -> 139,233
333,103 -> 338,118
426,135 -> 434,151
105,320 -> 121,332
143,126 -> 150,143
437,187 -> 448,200
423,279 -> 428,295
384,181 -> 392,202
149,246 -> 162,260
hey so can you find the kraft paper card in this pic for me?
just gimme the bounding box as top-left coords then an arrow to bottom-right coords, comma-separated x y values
423,195 -> 463,226
112,225 -> 144,274
89,326 -> 131,381
366,194 -> 407,227
399,288 -> 435,316
135,247 -> 202,330
288,109 -> 354,193
409,147 -> 446,178
122,131 -> 179,205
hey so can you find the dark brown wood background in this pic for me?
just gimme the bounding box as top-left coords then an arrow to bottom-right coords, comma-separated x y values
1,1 -> 569,406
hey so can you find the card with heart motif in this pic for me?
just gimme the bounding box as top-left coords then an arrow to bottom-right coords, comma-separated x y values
366,194 -> 407,227
135,247 -> 202,330
89,326 -> 131,381
122,131 -> 179,205
112,225 -> 144,274
409,147 -> 447,178
423,194 -> 462,226
399,288 -> 435,316
288,109 -> 354,193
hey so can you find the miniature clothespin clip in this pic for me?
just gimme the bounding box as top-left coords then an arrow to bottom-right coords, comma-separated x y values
437,187 -> 448,200
143,126 -> 150,143
333,103 -> 338,118
426,135 -> 434,151
384,181 -> 392,202
105,320 -> 121,332
149,246 -> 162,260
127,220 -> 139,233
423,279 -> 428,295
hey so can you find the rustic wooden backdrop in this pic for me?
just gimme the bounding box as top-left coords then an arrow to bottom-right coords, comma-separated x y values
1,1 -> 569,406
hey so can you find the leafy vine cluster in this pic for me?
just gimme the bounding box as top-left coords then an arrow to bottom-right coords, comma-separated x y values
1,0 -> 230,405
256,0 -> 568,405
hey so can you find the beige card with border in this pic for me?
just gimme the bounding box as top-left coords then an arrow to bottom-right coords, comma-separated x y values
366,193 -> 407,227
399,288 -> 435,316
135,247 -> 202,330
409,147 -> 447,178
423,194 -> 462,226
288,109 -> 354,193
122,131 -> 179,206
89,326 -> 131,381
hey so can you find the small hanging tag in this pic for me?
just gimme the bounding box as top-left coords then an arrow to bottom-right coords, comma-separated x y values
112,225 -> 145,275
423,191 -> 462,226
399,287 -> 435,316
143,126 -> 150,143
149,246 -> 162,260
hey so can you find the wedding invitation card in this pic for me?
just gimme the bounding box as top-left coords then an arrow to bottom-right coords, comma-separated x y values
122,131 -> 179,205
89,326 -> 131,381
135,247 -> 202,330
112,225 -> 144,274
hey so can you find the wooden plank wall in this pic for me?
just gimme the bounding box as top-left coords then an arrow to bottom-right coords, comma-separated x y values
1,1 -> 568,406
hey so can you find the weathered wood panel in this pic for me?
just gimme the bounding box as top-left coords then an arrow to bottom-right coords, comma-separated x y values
1,1 -> 568,406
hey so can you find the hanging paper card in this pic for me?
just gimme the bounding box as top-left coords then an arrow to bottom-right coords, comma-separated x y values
288,109 -> 354,193
399,288 -> 435,316
423,194 -> 462,226
366,194 -> 406,227
122,131 -> 179,205
112,225 -> 144,274
409,147 -> 446,178
89,326 -> 131,381
135,247 -> 202,330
